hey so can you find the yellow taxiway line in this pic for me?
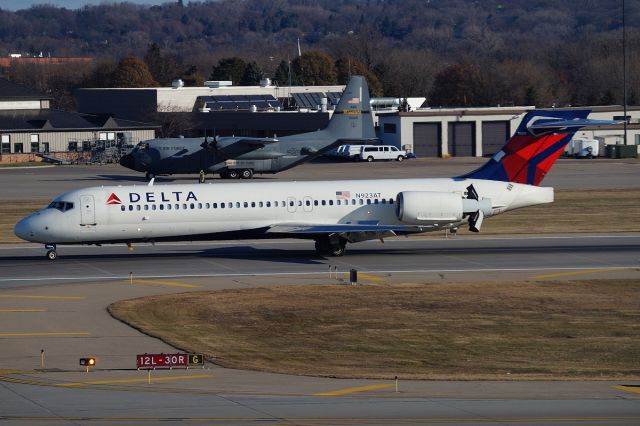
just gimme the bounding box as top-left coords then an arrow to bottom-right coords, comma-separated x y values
613,385 -> 640,394
530,267 -> 626,279
57,374 -> 212,387
0,295 -> 85,300
0,309 -> 47,312
0,332 -> 89,337
314,383 -> 393,396
130,279 -> 201,288
355,273 -> 386,282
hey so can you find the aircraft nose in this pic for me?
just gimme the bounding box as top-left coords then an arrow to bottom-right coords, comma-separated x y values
120,153 -> 136,170
14,217 -> 34,241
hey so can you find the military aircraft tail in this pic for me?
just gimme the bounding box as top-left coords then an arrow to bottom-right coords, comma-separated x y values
323,75 -> 376,141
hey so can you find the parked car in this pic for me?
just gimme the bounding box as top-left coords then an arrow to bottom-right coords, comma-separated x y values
358,145 -> 407,162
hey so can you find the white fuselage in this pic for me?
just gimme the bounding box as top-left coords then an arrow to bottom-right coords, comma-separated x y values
14,178 -> 553,245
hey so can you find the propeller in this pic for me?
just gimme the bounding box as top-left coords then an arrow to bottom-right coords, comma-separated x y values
465,184 -> 486,233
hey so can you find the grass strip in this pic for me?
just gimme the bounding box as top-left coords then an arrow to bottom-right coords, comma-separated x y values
109,279 -> 640,380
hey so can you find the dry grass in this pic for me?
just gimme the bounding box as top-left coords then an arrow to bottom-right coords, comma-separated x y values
109,279 -> 640,379
4,189 -> 640,244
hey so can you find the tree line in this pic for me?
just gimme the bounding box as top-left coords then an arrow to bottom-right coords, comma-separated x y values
0,0 -> 638,110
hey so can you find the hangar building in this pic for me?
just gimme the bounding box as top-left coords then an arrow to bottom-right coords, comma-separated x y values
378,106 -> 640,157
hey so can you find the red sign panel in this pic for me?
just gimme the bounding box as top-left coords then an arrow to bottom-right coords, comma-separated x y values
137,353 -> 188,369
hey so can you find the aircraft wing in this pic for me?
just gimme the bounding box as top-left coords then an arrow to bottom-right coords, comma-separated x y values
266,222 -> 426,243
202,136 -> 279,158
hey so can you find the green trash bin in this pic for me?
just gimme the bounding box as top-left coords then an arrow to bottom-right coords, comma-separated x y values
605,145 -> 618,159
617,145 -> 638,158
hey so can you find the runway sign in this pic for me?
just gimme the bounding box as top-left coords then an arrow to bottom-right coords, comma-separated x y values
188,353 -> 205,365
137,353 -> 188,369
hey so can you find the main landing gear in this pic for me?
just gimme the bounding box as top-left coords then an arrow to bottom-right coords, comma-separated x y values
45,244 -> 57,260
314,237 -> 347,257
221,169 -> 253,179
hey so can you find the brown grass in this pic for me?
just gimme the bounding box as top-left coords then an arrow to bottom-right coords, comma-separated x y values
109,279 -> 640,380
4,189 -> 640,244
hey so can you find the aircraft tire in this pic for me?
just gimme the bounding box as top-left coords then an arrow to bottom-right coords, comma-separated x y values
226,170 -> 240,179
46,250 -> 57,260
315,238 -> 346,257
240,169 -> 253,179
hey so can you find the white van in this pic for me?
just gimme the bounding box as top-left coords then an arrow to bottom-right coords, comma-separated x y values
358,145 -> 407,162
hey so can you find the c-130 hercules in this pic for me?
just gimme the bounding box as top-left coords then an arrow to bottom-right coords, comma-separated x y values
119,76 -> 377,180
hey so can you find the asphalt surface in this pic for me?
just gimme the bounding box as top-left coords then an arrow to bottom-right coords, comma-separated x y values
1,159 -> 640,424
0,157 -> 639,200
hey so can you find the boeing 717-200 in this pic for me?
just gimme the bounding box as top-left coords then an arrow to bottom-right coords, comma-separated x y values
15,110 -> 618,260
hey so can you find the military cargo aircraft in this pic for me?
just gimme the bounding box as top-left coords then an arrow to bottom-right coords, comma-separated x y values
119,75 -> 377,180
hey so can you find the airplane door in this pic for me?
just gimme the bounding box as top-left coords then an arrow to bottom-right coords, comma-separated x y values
287,197 -> 297,213
303,196 -> 313,212
80,195 -> 96,225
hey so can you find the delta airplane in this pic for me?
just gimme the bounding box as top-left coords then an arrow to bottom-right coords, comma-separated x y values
15,110 -> 618,260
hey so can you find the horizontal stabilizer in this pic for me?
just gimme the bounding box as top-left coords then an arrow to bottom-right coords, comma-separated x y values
528,118 -> 623,135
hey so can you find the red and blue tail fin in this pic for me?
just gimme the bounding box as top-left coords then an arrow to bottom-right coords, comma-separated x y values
461,109 -> 616,186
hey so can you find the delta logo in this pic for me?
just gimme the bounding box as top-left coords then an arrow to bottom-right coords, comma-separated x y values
106,193 -> 122,205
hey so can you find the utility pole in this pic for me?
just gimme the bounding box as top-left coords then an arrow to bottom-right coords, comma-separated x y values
623,0 -> 628,145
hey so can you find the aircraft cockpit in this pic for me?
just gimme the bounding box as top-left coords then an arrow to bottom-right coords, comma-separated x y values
47,201 -> 74,212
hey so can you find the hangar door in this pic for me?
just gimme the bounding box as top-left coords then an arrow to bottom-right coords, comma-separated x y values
481,121 -> 509,156
447,122 -> 475,157
412,123 -> 441,157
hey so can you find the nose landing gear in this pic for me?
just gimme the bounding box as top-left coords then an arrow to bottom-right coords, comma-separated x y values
314,237 -> 347,257
45,244 -> 57,260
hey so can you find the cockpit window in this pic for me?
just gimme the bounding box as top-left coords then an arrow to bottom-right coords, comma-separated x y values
47,201 -> 74,212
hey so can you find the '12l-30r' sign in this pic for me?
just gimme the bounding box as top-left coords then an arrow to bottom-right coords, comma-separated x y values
137,353 -> 187,368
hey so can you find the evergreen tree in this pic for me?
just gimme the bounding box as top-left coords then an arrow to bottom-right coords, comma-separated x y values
274,60 -> 297,86
240,61 -> 264,86
210,57 -> 247,85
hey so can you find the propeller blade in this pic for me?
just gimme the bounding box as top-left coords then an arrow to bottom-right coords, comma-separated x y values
466,184 -> 479,200
468,210 -> 484,233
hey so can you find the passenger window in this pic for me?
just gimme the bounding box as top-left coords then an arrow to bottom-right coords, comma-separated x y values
129,205 -> 133,211
314,200 -> 318,206
183,203 -> 187,209
198,203 -> 203,209
374,199 -> 379,204
206,203 -> 210,208
159,205 -> 164,211
228,202 -> 232,208
351,199 -> 356,205
274,201 -> 278,207
321,200 -> 326,206
382,199 -> 386,204
190,203 -> 195,209
329,200 -> 334,206
251,202 -> 256,208
144,205 -> 149,211
298,200 -> 302,207
367,199 -> 371,204
244,202 -> 249,208
120,205 -> 125,211
305,200 -> 311,206
289,201 -> 294,207
236,202 -> 240,208
213,203 -> 217,208
220,203 -> 225,209
175,203 -> 179,210
152,205 -> 157,210
359,199 -> 364,205
259,201 -> 264,207
266,201 -> 271,207
136,205 -> 141,211
167,204 -> 171,210
389,198 -> 394,204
